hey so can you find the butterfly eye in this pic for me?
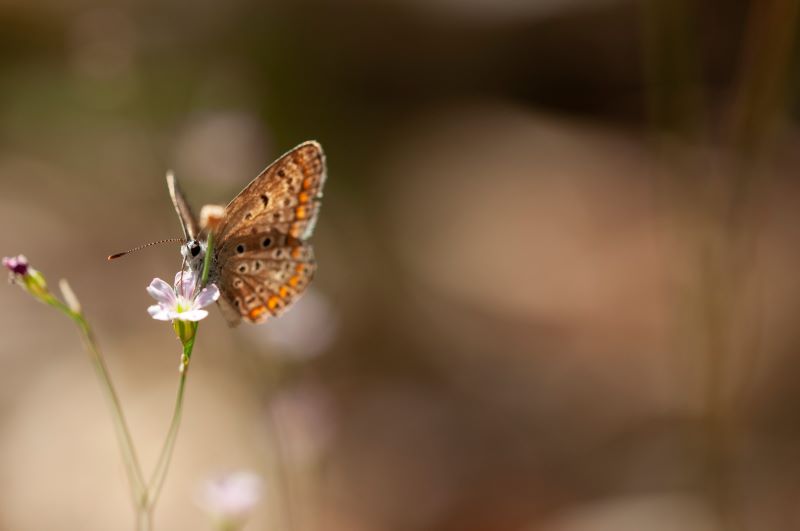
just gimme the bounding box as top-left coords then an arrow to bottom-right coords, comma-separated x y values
190,242 -> 201,257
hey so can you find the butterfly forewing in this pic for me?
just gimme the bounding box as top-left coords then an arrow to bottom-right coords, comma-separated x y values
210,141 -> 326,325
214,141 -> 326,243
167,172 -> 200,240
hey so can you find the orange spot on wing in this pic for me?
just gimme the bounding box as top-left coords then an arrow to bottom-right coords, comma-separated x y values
295,206 -> 307,220
288,275 -> 300,287
267,296 -> 281,310
279,286 -> 290,298
302,177 -> 314,190
291,247 -> 302,259
298,191 -> 310,203
248,306 -> 267,320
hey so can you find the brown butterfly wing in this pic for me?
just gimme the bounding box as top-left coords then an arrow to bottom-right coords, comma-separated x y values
214,229 -> 316,324
167,171 -> 200,240
211,141 -> 326,325
214,141 -> 326,242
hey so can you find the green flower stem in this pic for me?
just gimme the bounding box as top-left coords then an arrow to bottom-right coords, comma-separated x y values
143,232 -> 215,515
218,519 -> 244,531
265,403 -> 298,531
50,295 -> 147,510
76,316 -> 148,503
201,232 -> 214,285
13,233 -> 217,530
145,324 -> 193,506
136,508 -> 153,531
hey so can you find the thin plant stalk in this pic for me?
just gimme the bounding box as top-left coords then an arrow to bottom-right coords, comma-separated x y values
146,323 -> 193,507
60,305 -> 148,509
265,396 -> 298,531
55,289 -> 197,531
143,233 -> 214,518
24,233 -> 217,530
136,508 -> 153,531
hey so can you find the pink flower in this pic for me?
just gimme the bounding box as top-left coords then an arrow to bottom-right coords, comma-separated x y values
147,269 -> 219,322
196,470 -> 263,525
3,255 -> 29,277
3,254 -> 50,302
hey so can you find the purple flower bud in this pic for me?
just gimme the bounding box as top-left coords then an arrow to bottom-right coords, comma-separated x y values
3,255 -> 29,276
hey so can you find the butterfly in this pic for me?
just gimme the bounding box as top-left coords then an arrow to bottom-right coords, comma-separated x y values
168,141 -> 327,326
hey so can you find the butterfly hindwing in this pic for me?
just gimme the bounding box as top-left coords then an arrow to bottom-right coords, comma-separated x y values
214,229 -> 316,324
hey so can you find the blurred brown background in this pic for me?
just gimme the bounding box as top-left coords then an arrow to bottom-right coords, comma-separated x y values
2,0 -> 800,529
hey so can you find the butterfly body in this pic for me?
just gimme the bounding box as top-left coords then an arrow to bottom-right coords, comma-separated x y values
170,141 -> 327,326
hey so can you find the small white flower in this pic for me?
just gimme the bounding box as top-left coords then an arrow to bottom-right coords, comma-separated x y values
196,470 -> 263,525
147,269 -> 219,322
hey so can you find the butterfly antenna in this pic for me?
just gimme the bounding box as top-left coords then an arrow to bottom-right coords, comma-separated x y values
107,238 -> 185,261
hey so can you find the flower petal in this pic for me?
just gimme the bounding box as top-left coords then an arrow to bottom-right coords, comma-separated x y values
196,471 -> 263,519
147,304 -> 173,321
177,309 -> 209,322
3,255 -> 29,276
194,284 -> 220,308
174,270 -> 197,299
147,278 -> 176,305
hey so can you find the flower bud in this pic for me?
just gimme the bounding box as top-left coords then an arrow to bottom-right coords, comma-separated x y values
3,255 -> 51,302
3,255 -> 28,276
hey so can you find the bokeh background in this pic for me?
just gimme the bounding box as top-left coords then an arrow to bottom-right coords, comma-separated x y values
2,0 -> 800,529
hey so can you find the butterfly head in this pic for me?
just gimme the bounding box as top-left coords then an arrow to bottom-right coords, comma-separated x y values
181,239 -> 207,271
